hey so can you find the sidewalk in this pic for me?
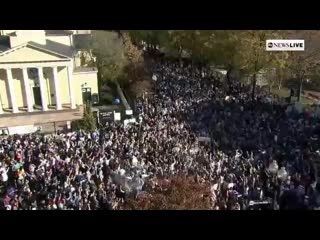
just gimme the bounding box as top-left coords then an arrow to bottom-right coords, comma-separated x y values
0,106 -> 83,128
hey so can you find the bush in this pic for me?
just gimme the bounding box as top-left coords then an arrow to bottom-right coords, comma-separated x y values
83,105 -> 97,131
71,119 -> 83,131
71,104 -> 97,132
100,92 -> 114,105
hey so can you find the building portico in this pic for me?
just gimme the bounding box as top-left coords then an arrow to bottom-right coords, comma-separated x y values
0,65 -> 76,114
0,30 -> 99,133
0,43 -> 77,115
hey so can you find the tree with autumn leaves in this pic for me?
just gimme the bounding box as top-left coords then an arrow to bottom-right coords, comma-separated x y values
122,32 -> 146,84
132,30 -> 320,100
89,31 -> 147,91
91,31 -> 128,84
121,175 -> 213,210
285,30 -> 320,101
89,30 -> 320,103
235,30 -> 290,100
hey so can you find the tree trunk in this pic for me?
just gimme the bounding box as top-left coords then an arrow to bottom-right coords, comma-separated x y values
226,66 -> 234,94
178,47 -> 183,60
278,79 -> 282,90
268,81 -> 272,94
297,71 -> 305,102
251,73 -> 257,101
116,30 -> 124,41
275,67 -> 282,90
226,65 -> 233,83
297,77 -> 303,102
278,72 -> 282,90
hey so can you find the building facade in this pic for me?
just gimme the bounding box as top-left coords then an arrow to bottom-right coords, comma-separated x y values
0,30 -> 98,134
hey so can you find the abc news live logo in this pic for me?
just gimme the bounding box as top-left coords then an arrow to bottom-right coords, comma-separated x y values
266,40 -> 305,51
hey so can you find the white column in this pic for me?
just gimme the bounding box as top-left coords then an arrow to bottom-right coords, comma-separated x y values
67,66 -> 76,109
0,95 -> 3,114
37,67 -> 48,111
6,68 -> 18,113
22,68 -> 33,112
52,67 -> 62,110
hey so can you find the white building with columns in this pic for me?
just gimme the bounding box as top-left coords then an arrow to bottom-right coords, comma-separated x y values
0,30 -> 98,134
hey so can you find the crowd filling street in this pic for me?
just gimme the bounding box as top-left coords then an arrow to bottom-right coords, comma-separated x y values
1,57 -> 320,210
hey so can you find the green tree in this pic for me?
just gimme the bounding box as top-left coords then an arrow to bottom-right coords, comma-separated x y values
236,30 -> 288,100
129,30 -> 169,51
161,30 -> 187,59
285,30 -> 320,101
206,31 -> 239,65
273,52 -> 290,90
122,32 -> 145,84
91,30 -> 128,84
83,104 -> 96,131
72,104 -> 96,132
166,30 -> 208,63
192,30 -> 244,81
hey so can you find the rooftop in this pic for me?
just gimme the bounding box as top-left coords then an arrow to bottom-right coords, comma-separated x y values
73,67 -> 98,73
45,30 -> 73,36
29,40 -> 74,58
0,45 -> 10,53
0,36 -> 10,53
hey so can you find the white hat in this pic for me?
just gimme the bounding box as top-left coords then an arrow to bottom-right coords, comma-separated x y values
212,183 -> 218,191
119,169 -> 126,176
132,156 -> 138,167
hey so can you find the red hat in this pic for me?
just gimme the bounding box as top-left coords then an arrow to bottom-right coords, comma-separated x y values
16,153 -> 22,162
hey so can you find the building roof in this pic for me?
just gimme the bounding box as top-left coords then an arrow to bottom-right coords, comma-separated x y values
29,40 -> 74,58
0,32 -> 76,62
0,41 -> 73,63
45,30 -> 73,36
0,36 -> 10,53
0,45 -> 10,53
73,67 -> 98,73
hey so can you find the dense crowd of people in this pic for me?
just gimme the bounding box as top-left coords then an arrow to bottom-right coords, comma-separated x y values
1,57 -> 320,210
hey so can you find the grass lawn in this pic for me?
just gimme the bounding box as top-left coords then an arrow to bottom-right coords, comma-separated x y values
270,87 -> 314,105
